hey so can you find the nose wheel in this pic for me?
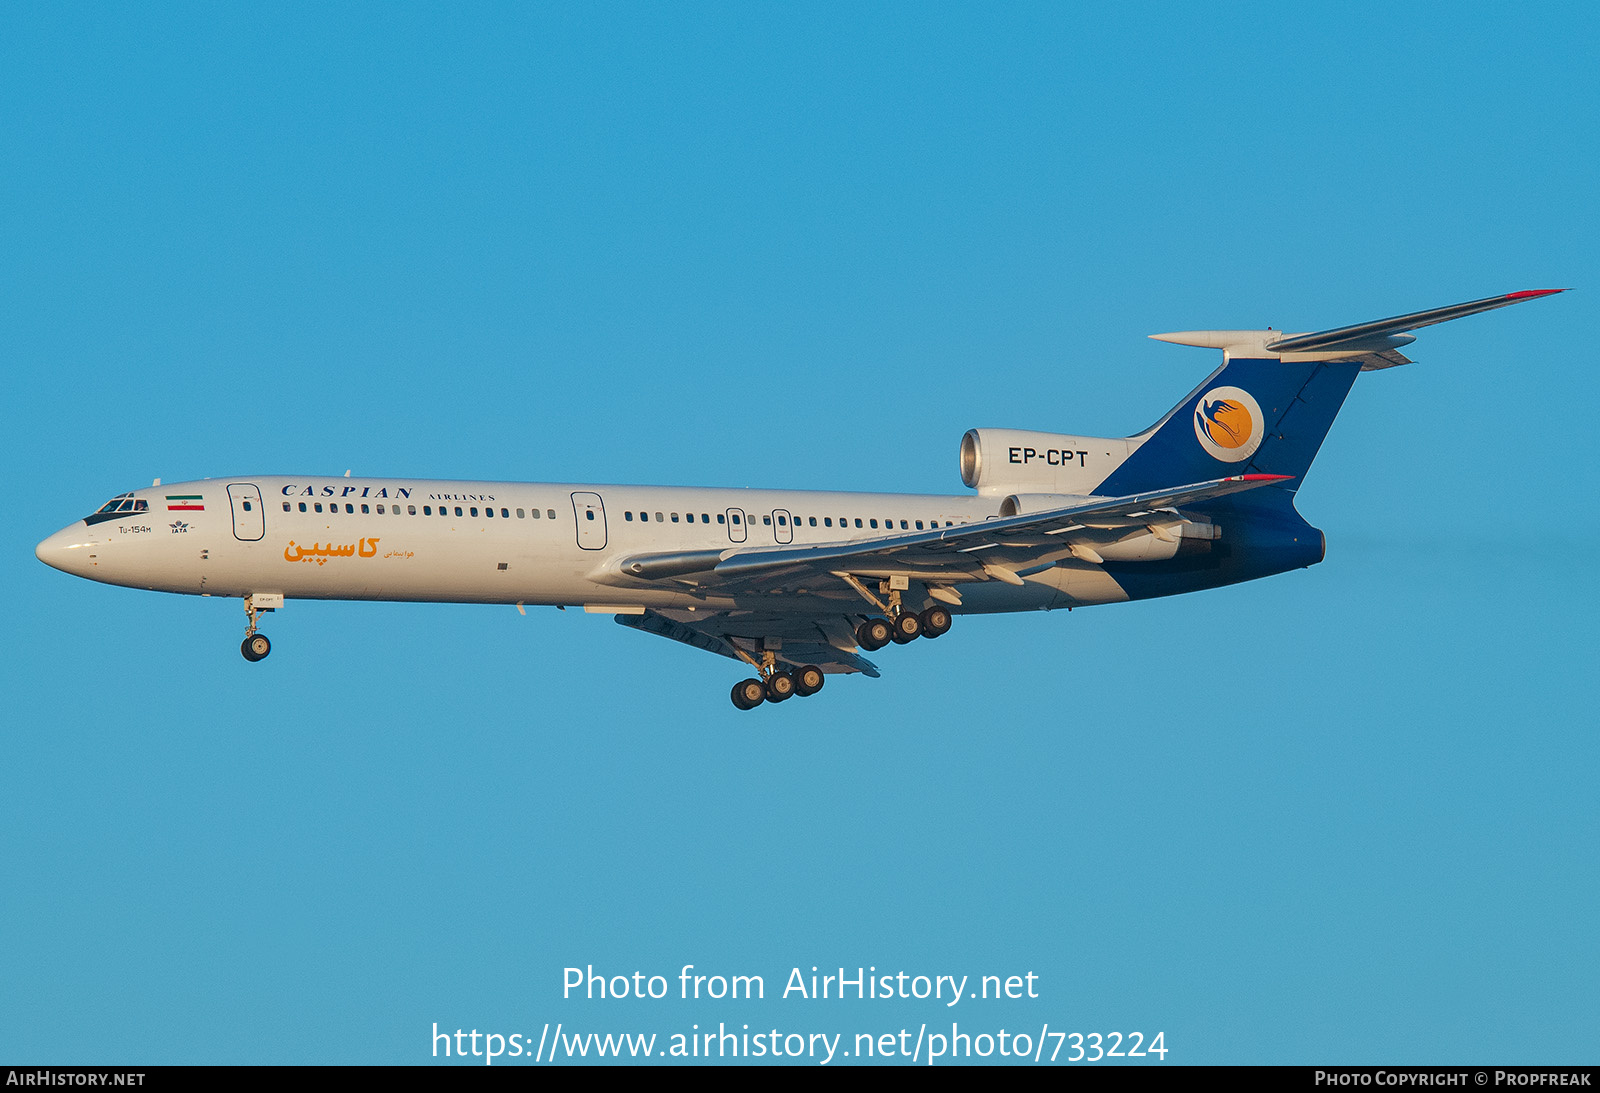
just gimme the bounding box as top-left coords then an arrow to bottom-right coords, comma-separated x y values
240,594 -> 279,662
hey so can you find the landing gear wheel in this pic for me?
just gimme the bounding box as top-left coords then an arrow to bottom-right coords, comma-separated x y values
857,618 -> 892,651
766,671 -> 797,703
794,665 -> 825,697
241,634 -> 271,662
731,678 -> 766,710
919,606 -> 952,638
891,612 -> 922,644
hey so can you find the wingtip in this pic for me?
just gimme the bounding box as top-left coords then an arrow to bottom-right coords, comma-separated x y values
1506,288 -> 1568,299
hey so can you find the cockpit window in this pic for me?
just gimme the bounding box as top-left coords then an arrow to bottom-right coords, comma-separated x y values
85,493 -> 149,525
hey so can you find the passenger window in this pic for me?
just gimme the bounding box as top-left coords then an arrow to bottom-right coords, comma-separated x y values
915,520 -> 923,529
763,515 -> 771,525
376,505 -> 384,514
531,508 -> 540,518
516,508 -> 525,518
586,511 -> 595,521
625,511 -> 634,521
501,508 -> 509,518
809,517 -> 817,527
717,514 -> 725,524
701,513 -> 710,523
732,514 -> 741,525
548,509 -> 556,519
671,513 -> 679,523
900,520 -> 908,529
423,506 -> 432,515
777,515 -> 786,526
870,519 -> 878,529
854,518 -> 862,528
471,507 -> 479,517
299,502 -> 307,512
824,518 -> 832,527
315,503 -> 323,513
455,507 -> 463,517
282,502 -> 290,512
485,507 -> 494,518
655,512 -> 664,522
242,500 -> 253,511
409,505 -> 416,515
362,504 -> 371,514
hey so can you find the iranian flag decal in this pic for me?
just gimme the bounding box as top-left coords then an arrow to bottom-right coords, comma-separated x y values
166,495 -> 205,511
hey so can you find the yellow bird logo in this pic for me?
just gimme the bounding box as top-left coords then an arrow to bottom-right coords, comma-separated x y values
1196,397 -> 1253,450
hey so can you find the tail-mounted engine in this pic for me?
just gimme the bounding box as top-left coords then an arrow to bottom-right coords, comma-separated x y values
959,428 -> 1132,497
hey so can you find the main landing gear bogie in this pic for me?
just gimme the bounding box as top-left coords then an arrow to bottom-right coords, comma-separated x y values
856,606 -> 952,652
730,664 -> 825,710
729,645 -> 828,711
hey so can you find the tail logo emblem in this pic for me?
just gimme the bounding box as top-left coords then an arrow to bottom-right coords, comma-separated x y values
1193,386 -> 1264,462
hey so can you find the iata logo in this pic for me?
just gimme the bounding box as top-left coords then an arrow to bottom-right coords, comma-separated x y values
1193,386 -> 1264,463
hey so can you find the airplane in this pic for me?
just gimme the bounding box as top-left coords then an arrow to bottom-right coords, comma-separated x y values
36,290 -> 1563,709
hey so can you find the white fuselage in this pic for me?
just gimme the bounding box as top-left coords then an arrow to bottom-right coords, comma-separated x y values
35,476 -> 1135,615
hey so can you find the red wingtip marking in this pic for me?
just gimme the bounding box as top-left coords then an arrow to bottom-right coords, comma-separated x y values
1237,474 -> 1295,482
1506,289 -> 1566,299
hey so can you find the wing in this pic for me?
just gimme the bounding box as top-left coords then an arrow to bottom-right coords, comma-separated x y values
615,608 -> 881,677
600,472 -> 1290,600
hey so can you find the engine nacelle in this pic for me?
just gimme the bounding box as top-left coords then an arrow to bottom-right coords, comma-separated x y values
997,492 -> 1218,563
996,493 -> 1084,517
960,428 -> 1132,497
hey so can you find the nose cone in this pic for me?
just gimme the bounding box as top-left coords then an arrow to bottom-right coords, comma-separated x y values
36,523 -> 97,577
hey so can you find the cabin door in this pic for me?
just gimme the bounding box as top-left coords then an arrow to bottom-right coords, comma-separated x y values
227,483 -> 265,541
571,492 -> 608,550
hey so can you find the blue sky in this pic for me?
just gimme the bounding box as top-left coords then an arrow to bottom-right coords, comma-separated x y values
3,2 -> 1596,1065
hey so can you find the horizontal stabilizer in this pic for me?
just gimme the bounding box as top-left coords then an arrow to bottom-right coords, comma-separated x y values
1150,289 -> 1566,360
1264,290 -> 1567,354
